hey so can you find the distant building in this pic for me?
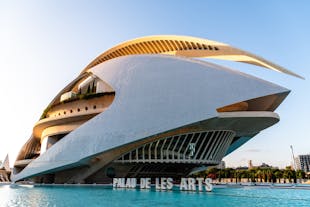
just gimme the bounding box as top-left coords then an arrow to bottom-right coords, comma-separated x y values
244,161 -> 276,170
295,155 -> 310,172
0,154 -> 10,182
259,162 -> 271,168
236,166 -> 248,170
217,161 -> 226,169
0,154 -> 10,172
248,160 -> 253,169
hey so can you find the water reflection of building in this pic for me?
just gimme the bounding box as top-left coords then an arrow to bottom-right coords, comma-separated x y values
12,35 -> 301,184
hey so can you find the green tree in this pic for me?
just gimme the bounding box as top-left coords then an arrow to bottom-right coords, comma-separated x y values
217,169 -> 225,182
265,168 -> 273,182
283,166 -> 294,183
256,169 -> 263,182
274,170 -> 283,183
296,170 -> 305,179
224,168 -> 234,182
249,168 -> 257,182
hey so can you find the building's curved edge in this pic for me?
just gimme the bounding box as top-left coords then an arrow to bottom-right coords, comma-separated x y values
12,111 -> 281,182
13,54 -> 290,182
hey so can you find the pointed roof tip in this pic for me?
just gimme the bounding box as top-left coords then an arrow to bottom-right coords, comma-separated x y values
293,74 -> 305,80
297,73 -> 305,80
280,67 -> 305,80
1,154 -> 10,171
266,63 -> 305,80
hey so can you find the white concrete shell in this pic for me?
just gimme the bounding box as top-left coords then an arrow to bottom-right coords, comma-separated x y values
13,54 -> 290,182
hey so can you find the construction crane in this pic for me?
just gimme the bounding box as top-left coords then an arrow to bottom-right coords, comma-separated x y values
290,145 -> 297,170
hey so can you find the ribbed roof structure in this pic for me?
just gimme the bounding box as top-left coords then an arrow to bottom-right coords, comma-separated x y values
82,35 -> 303,79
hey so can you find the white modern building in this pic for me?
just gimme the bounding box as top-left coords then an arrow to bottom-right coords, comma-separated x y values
295,155 -> 310,172
12,35 -> 302,184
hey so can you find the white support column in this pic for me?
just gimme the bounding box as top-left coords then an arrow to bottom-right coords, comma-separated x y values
177,134 -> 189,160
200,131 -> 214,161
160,139 -> 168,161
193,133 -> 208,160
205,131 -> 222,160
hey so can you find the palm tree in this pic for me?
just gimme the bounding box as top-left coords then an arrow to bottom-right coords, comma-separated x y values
234,170 -> 240,183
249,168 -> 256,182
296,170 -> 305,180
217,169 -> 226,182
242,170 -> 250,182
256,169 -> 263,182
283,166 -> 294,183
274,170 -> 283,183
221,168 -> 232,182
265,168 -> 273,183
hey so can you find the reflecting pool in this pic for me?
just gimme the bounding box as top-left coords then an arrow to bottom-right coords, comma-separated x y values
0,184 -> 309,207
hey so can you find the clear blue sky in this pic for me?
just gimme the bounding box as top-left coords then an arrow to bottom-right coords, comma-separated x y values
0,0 -> 309,168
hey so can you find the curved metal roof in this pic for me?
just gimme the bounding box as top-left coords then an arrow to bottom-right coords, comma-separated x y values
82,35 -> 303,79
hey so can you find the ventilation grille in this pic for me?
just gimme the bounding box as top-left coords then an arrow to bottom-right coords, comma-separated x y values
90,40 -> 220,68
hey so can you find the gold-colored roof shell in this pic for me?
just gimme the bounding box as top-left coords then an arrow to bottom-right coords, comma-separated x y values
82,35 -> 303,79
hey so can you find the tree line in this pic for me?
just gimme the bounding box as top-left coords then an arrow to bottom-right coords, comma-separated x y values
194,166 -> 307,183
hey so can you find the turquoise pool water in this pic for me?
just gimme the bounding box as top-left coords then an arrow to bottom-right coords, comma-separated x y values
0,185 -> 309,207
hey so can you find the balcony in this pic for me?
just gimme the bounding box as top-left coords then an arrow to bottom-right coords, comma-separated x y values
34,92 -> 115,139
